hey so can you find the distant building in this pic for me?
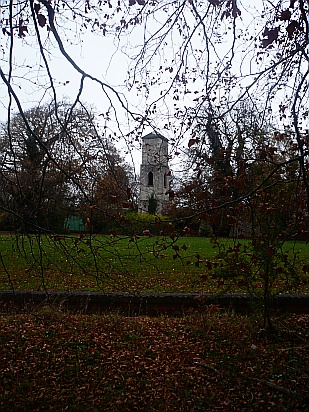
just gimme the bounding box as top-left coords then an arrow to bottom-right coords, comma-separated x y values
138,133 -> 170,214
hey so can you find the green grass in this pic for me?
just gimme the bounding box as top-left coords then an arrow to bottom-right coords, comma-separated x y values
0,234 -> 308,293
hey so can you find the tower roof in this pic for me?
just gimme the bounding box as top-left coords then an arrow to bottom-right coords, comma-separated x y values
142,132 -> 168,142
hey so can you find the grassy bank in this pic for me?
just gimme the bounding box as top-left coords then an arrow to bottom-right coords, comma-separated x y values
0,234 -> 308,293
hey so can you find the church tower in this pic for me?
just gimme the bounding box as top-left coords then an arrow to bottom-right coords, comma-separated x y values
138,133 -> 170,214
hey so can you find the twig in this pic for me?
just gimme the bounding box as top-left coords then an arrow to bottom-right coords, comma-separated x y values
194,362 -> 220,375
278,344 -> 309,352
245,376 -> 300,398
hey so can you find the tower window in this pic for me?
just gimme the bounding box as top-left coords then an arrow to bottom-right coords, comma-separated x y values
164,173 -> 167,188
148,171 -> 154,186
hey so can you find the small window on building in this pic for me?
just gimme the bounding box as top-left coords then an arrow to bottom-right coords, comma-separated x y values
148,171 -> 154,186
164,173 -> 167,188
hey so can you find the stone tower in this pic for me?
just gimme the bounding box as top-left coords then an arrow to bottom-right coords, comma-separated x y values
138,132 -> 170,214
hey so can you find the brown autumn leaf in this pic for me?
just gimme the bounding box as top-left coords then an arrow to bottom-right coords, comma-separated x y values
280,9 -> 291,21
37,13 -> 47,28
261,27 -> 280,48
188,138 -> 198,148
209,0 -> 220,6
286,20 -> 301,39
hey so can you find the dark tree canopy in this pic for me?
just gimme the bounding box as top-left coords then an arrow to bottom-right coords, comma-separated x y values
0,101 -> 133,232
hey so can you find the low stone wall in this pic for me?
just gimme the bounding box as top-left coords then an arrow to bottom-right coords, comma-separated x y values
1,291 -> 309,315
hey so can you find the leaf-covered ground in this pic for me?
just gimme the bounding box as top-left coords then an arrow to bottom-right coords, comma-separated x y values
0,310 -> 309,411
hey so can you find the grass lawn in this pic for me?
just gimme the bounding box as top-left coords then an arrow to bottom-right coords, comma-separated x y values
0,234 -> 308,293
0,309 -> 308,411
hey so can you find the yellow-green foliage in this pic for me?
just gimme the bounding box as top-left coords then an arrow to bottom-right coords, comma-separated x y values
125,212 -> 168,223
